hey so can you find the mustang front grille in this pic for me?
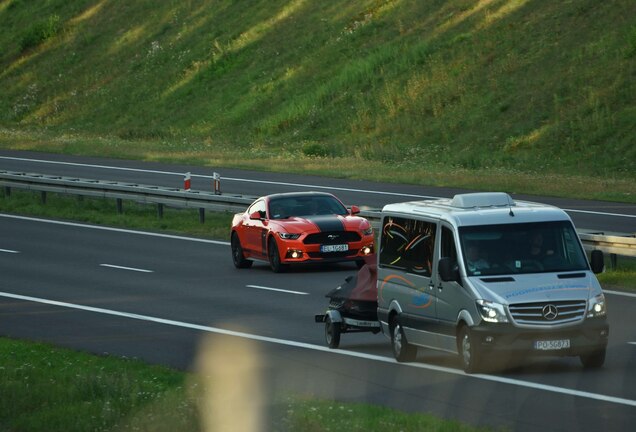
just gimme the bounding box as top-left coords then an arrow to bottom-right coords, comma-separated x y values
304,231 -> 361,245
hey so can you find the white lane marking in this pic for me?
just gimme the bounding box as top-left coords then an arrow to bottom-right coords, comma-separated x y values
629,342 -> 636,346
2,156 -> 635,218
246,285 -> 308,295
0,248 -> 20,254
0,290 -> 635,408
100,264 -> 153,273
3,213 -> 636,299
605,290 -> 636,298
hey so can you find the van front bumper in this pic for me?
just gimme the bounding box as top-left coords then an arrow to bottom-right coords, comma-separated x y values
472,317 -> 609,356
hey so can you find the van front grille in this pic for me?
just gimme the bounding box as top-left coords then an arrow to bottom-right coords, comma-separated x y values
508,300 -> 587,326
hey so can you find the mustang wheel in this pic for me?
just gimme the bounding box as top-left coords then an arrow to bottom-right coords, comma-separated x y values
268,239 -> 287,273
231,233 -> 252,268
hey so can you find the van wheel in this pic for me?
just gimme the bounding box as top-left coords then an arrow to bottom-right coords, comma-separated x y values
458,325 -> 483,373
325,316 -> 341,349
391,317 -> 417,362
580,348 -> 606,369
231,233 -> 252,268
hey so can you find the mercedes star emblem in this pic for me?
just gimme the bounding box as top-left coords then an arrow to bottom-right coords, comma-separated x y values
542,304 -> 559,321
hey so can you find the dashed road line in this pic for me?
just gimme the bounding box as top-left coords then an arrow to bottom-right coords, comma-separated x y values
246,285 -> 308,295
100,264 -> 153,273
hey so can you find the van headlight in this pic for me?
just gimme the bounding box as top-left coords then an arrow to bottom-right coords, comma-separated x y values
587,294 -> 607,318
476,300 -> 509,323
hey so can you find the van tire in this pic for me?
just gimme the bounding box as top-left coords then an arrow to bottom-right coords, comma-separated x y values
458,325 -> 483,373
580,348 -> 606,369
391,317 -> 417,362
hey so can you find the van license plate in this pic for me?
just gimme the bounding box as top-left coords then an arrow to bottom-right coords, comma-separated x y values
321,244 -> 348,253
534,339 -> 570,350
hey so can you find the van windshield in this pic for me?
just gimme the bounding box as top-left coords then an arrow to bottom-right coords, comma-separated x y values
458,221 -> 589,276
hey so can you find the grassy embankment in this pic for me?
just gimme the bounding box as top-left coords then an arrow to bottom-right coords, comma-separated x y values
0,0 -> 634,202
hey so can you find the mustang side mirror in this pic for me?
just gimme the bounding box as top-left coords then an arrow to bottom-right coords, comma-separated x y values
249,211 -> 264,220
349,205 -> 360,215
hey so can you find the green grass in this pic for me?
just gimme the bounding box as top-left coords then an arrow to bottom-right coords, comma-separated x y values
0,188 -> 232,241
0,338 -> 198,432
0,0 -> 634,202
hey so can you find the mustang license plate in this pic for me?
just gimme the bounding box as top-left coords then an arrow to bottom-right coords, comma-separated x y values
534,339 -> 570,350
320,244 -> 349,253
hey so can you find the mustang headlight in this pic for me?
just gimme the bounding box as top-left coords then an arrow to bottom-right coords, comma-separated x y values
476,299 -> 509,323
278,232 -> 301,240
362,226 -> 373,236
587,293 -> 607,318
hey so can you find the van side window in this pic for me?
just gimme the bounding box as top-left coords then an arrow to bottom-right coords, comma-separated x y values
379,216 -> 436,276
441,226 -> 457,261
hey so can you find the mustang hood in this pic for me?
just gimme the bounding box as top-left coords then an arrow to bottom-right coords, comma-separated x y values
281,214 -> 354,232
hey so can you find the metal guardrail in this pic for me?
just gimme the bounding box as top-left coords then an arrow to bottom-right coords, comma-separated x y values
0,170 -> 256,215
1,170 -> 635,259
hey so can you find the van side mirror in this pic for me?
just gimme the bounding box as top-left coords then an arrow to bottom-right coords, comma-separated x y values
438,257 -> 460,282
590,250 -> 604,274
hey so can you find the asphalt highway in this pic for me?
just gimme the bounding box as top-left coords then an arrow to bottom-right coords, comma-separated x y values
1,150 -> 635,431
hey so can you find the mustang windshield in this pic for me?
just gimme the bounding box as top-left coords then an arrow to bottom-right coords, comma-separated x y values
459,221 -> 589,276
269,196 -> 348,219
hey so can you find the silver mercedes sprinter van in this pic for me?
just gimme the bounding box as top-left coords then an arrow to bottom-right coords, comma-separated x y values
377,192 -> 608,373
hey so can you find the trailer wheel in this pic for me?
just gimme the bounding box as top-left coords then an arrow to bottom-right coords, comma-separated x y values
325,316 -> 341,349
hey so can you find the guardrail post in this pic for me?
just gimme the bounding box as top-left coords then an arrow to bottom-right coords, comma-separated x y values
4,186 -> 10,197
157,203 -> 164,219
610,253 -> 617,270
116,198 -> 123,214
41,191 -> 47,204
199,208 -> 205,224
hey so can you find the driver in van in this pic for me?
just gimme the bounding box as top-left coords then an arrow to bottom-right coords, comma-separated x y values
529,232 -> 554,260
465,243 -> 489,273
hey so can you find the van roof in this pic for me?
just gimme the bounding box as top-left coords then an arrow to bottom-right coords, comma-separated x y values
381,192 -> 571,227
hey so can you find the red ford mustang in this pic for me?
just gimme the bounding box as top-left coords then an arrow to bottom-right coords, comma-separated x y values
231,192 -> 375,272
